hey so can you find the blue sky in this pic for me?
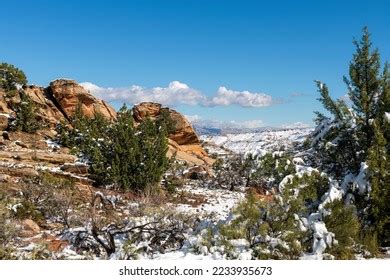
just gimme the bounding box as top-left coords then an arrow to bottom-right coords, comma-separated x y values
1,0 -> 389,128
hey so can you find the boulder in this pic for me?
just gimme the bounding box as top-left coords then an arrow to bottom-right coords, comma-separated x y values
47,239 -> 69,252
0,174 -> 10,182
49,79 -> 117,121
133,102 -> 214,167
133,102 -> 199,145
183,166 -> 208,180
0,90 -> 12,114
168,110 -> 200,145
60,163 -> 89,175
20,219 -> 41,237
0,114 -> 8,130
133,102 -> 162,122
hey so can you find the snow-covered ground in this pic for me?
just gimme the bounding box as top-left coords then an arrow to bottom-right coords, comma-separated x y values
14,182 -> 247,260
200,128 -> 313,155
171,184 -> 245,221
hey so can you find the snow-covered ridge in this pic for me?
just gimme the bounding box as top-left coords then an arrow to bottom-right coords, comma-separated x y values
200,127 -> 313,155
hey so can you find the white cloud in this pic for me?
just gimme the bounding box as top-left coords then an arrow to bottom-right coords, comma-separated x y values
207,86 -> 273,107
81,82 -> 277,108
80,81 -> 205,107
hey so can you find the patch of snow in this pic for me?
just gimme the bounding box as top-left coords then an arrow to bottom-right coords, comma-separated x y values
45,139 -> 60,150
353,162 -> 370,195
200,128 -> 313,155
311,221 -> 334,255
172,184 -> 245,221
384,112 -> 390,123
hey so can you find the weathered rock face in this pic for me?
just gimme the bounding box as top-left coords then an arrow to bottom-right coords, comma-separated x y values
0,90 -> 11,114
24,85 -> 67,126
133,102 -> 199,145
132,102 -> 162,122
49,79 -> 117,121
169,110 -> 200,145
1,80 -> 117,130
0,114 -> 8,131
133,102 -> 214,166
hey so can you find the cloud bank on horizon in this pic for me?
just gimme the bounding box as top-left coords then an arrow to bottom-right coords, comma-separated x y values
80,81 -> 277,108
80,81 -> 310,129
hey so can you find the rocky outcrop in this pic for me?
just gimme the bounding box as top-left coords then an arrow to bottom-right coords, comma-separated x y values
0,114 -> 8,131
133,102 -> 214,166
1,80 -> 117,130
133,102 -> 199,145
24,85 -> 67,126
49,79 -> 116,121
0,82 -> 213,185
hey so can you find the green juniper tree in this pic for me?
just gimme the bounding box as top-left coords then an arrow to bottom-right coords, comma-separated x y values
323,200 -> 360,259
58,103 -> 169,192
314,27 -> 390,249
0,63 -> 27,95
13,92 -> 40,133
109,104 -> 138,190
133,116 -> 169,191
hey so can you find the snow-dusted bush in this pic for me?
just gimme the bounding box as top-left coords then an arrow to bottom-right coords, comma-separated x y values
215,193 -> 305,259
323,201 -> 360,259
252,152 -> 295,189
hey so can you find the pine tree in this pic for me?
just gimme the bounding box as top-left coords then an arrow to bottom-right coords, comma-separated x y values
0,63 -> 27,94
344,27 -> 382,154
367,121 -> 390,246
134,116 -> 168,191
109,104 -> 138,190
57,103 -> 169,192
13,92 -> 40,133
313,27 -> 390,249
323,200 -> 360,259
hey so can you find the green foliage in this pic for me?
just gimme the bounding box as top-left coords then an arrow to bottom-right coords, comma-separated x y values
345,27 -> 381,150
14,173 -> 77,227
12,92 -> 40,133
315,81 -> 347,121
359,229 -> 379,255
0,198 -> 17,259
252,153 -> 295,188
324,200 -> 360,259
313,28 -> 390,249
367,121 -> 390,246
156,108 -> 177,134
0,62 -> 27,93
13,200 -> 44,222
281,172 -> 329,216
58,103 -> 169,192
121,239 -> 141,260
220,193 -> 305,259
